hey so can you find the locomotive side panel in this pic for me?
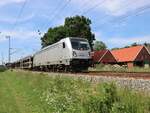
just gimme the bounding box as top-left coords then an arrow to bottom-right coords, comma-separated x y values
33,38 -> 72,67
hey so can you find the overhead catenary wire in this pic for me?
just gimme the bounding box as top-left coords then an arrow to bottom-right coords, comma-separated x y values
11,0 -> 28,32
57,0 -> 107,30
70,0 -> 106,16
69,0 -> 94,16
42,0 -> 72,30
91,0 -> 137,28
111,4 -> 150,24
36,0 -> 62,30
42,0 -> 106,31
39,0 -> 150,35
7,0 -> 29,62
93,2 -> 150,29
81,0 -> 106,15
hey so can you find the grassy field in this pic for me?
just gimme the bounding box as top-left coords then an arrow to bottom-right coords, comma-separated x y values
90,64 -> 150,72
0,70 -> 150,113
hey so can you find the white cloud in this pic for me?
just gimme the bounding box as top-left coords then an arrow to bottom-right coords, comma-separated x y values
93,31 -> 150,48
102,0 -> 150,16
0,29 -> 39,42
71,0 -> 150,16
94,31 -> 103,39
0,0 -> 25,6
0,28 -> 41,63
0,13 -> 34,24
107,36 -> 150,46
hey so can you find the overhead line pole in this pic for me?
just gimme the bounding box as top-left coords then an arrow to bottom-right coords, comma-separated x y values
1,52 -> 4,65
6,0 -> 28,64
5,36 -> 11,63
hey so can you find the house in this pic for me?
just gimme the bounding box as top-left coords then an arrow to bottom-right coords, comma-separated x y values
111,45 -> 150,68
92,50 -> 117,64
145,45 -> 150,54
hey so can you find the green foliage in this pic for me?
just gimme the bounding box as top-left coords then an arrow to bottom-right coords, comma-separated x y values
111,47 -> 120,50
41,26 -> 67,47
93,41 -> 107,50
90,64 -> 150,72
0,65 -> 7,72
64,15 -> 95,48
41,15 -> 95,48
84,83 -> 118,113
131,42 -> 140,46
0,71 -> 149,113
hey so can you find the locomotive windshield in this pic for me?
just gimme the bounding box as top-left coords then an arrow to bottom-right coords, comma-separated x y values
71,38 -> 90,50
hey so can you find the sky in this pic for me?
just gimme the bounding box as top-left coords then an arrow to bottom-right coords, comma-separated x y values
0,0 -> 150,64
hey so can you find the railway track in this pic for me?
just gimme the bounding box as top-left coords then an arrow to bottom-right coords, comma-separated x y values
46,71 -> 150,80
85,71 -> 150,80
14,69 -> 150,80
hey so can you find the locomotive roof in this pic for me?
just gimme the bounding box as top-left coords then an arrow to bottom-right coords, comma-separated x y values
35,37 -> 87,55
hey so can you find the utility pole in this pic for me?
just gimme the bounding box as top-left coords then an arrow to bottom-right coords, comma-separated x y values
6,36 -> 11,63
1,52 -> 4,65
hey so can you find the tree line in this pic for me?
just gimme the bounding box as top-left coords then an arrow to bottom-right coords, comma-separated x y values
41,15 -> 95,49
41,15 -> 149,51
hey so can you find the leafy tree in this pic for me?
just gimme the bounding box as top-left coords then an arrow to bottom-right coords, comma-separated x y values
64,15 -> 95,48
93,41 -> 107,51
131,42 -> 139,46
144,42 -> 150,46
111,48 -> 120,50
41,26 -> 67,47
41,15 -> 95,48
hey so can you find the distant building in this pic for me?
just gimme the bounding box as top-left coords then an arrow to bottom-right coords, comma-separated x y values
145,45 -> 150,54
111,45 -> 150,68
92,50 -> 117,64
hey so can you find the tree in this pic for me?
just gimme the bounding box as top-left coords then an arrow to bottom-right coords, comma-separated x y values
41,15 -> 95,48
41,26 -> 67,48
64,16 -> 95,48
111,47 -> 120,50
131,42 -> 139,46
144,42 -> 150,47
93,41 -> 107,51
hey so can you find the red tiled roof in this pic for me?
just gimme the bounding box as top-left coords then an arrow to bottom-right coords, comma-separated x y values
92,50 -> 108,62
111,46 -> 144,62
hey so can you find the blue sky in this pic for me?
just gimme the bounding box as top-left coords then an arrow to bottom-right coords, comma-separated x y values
0,0 -> 150,63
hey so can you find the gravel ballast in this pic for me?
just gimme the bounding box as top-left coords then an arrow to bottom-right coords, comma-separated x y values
48,73 -> 150,92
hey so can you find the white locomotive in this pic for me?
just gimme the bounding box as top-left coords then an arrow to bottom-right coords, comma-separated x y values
33,37 -> 92,71
10,37 -> 92,72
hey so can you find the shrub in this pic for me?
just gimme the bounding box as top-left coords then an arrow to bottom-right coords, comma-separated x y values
0,65 -> 7,72
83,83 -> 119,113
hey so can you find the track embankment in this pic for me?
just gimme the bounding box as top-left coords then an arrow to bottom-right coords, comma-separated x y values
87,71 -> 150,80
14,69 -> 150,92
48,71 -> 150,92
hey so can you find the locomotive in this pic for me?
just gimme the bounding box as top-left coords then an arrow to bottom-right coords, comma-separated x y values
10,37 -> 92,72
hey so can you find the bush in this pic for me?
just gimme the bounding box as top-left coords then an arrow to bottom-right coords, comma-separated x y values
0,65 -> 7,72
84,83 -> 119,113
91,64 -> 150,72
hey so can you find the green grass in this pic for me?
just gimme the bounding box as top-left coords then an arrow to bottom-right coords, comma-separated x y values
90,64 -> 150,72
0,70 -> 149,113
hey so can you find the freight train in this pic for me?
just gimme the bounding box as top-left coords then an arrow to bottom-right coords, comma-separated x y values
10,37 -> 92,72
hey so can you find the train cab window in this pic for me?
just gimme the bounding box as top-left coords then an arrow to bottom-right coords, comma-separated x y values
63,42 -> 65,48
71,38 -> 90,50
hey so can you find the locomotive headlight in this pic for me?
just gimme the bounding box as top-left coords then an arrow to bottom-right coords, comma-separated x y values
73,51 -> 77,57
88,52 -> 91,56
